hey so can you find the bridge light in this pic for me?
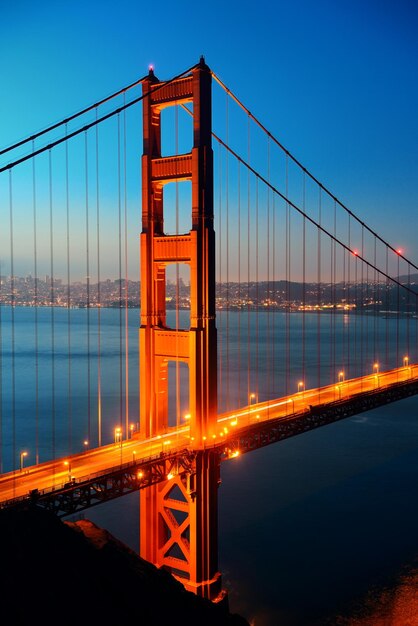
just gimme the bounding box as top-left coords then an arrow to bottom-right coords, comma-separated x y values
184,413 -> 191,420
396,248 -> 402,255
137,470 -> 143,479
352,249 -> 358,256
83,440 -> 89,450
20,451 -> 28,471
167,472 -> 174,480
298,381 -> 304,393
256,414 -> 260,420
338,371 -> 344,382
230,419 -> 238,426
403,356 -> 409,367
373,362 -> 379,374
249,393 -> 257,405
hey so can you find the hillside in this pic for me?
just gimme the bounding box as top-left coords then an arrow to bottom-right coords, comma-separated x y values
0,507 -> 249,626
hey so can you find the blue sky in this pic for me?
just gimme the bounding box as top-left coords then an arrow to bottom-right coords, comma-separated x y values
1,0 -> 418,276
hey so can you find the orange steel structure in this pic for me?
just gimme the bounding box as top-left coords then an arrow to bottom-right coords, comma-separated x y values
139,58 -> 222,601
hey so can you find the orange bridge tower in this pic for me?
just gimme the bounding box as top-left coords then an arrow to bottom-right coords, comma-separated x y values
139,58 -> 222,601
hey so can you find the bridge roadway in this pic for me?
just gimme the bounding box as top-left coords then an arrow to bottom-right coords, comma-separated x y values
0,364 -> 416,509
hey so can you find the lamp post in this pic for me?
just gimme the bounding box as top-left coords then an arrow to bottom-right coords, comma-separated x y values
114,427 -> 122,445
298,381 -> 304,394
20,451 -> 28,471
249,392 -> 257,406
338,370 -> 345,383
64,460 -> 71,480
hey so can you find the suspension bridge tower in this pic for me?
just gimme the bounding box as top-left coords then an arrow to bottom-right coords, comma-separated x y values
139,57 -> 223,601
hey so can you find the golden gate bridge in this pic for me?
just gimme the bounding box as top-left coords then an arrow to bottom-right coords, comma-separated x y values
0,57 -> 417,602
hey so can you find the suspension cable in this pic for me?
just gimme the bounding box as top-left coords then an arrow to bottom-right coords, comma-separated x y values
1,63 -> 200,175
211,70 -> 418,272
211,133 -> 417,300
0,74 -> 148,157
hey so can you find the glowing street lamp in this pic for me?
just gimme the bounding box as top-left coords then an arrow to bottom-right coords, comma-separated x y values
403,356 -> 409,367
64,460 -> 71,480
114,427 -> 122,444
83,440 -> 89,450
183,413 -> 191,421
373,363 -> 379,374
129,424 -> 135,438
20,451 -> 28,471
297,381 -> 304,394
249,393 -> 257,405
338,371 -> 345,383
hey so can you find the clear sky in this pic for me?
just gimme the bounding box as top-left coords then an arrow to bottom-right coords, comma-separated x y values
1,0 -> 418,274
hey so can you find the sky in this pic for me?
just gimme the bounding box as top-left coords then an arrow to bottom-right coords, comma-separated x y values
1,0 -> 418,279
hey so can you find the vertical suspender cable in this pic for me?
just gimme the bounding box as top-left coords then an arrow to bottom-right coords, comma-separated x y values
373,238 -> 377,364
9,171 -> 16,475
237,162 -> 241,405
255,177 -> 259,400
0,258 -> 2,473
302,175 -> 306,388
396,251 -> 400,370
33,142 -> 39,464
85,132 -> 91,445
225,93 -> 230,410
267,138 -> 271,403
360,226 -> 365,382
385,247 -> 389,368
65,127 -> 72,454
0,257 -> 2,473
407,263 -> 410,358
347,214 -> 351,377
272,176 -> 276,397
124,95 -> 129,437
332,200 -> 336,383
247,115 -> 251,404
49,151 -> 56,466
96,111 -> 102,447
285,155 -> 290,397
117,114 -> 123,442
317,189 -> 321,391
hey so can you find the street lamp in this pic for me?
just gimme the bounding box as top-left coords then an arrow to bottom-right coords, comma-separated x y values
114,427 -> 122,444
403,356 -> 409,367
129,424 -> 135,438
373,362 -> 379,374
249,393 -> 257,406
338,371 -> 345,383
64,460 -> 71,480
297,381 -> 304,394
20,451 -> 28,471
83,440 -> 89,450
183,413 -> 191,421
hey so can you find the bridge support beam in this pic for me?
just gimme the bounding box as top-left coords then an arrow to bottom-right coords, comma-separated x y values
139,59 -> 222,601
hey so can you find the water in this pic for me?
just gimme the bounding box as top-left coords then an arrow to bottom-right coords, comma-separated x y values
1,306 -> 418,624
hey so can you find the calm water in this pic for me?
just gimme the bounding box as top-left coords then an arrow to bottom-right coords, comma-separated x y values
1,306 -> 418,625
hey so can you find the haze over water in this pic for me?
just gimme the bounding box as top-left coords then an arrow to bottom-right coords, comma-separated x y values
1,306 -> 417,625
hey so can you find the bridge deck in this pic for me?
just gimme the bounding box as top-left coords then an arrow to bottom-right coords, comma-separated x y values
0,364 -> 416,513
